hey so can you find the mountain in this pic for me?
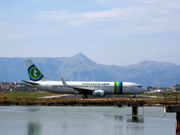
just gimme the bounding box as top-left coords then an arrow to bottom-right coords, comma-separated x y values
126,61 -> 180,87
0,53 -> 180,87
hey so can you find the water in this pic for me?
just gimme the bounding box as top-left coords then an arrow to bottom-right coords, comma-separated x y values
0,106 -> 176,135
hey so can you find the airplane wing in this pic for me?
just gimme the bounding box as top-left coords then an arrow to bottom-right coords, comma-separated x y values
22,80 -> 39,85
61,78 -> 93,95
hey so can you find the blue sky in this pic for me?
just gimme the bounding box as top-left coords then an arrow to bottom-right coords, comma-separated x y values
0,0 -> 180,66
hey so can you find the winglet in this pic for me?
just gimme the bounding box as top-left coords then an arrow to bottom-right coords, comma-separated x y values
61,78 -> 69,87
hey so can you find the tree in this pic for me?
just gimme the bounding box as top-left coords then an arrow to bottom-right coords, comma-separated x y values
147,86 -> 154,91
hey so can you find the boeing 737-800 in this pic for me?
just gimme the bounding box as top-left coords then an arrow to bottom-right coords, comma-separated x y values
23,60 -> 146,98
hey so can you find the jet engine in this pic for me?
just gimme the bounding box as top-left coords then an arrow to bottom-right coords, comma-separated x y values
92,90 -> 105,97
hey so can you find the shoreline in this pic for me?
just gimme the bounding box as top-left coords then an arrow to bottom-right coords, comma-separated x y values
0,98 -> 178,106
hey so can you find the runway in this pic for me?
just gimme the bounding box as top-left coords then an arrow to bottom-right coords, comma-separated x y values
38,94 -> 163,100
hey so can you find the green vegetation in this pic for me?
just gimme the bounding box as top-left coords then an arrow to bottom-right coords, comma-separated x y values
142,92 -> 180,99
0,92 -> 180,106
0,92 -> 55,100
0,82 -> 43,93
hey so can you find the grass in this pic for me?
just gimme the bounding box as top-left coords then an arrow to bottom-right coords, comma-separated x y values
141,92 -> 180,99
1,92 -> 180,106
0,92 -> 58,101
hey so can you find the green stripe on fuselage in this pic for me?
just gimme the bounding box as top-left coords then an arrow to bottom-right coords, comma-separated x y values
114,82 -> 122,94
114,82 -> 119,94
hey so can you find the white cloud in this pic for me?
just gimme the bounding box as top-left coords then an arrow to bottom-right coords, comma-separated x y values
37,10 -> 71,21
34,2 -> 180,34
96,0 -> 122,3
79,10 -> 129,19
1,0 -> 180,41
69,9 -> 132,27
140,0 -> 163,3
36,8 -> 144,28
37,9 -> 131,22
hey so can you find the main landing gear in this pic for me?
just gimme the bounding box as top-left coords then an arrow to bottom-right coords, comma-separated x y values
83,94 -> 88,99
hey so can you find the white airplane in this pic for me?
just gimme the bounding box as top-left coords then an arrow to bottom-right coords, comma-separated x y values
23,60 -> 146,98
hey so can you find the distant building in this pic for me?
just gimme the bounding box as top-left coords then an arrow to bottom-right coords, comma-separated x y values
171,84 -> 180,92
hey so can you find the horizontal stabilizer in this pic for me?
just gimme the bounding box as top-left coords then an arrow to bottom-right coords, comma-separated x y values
22,80 -> 39,85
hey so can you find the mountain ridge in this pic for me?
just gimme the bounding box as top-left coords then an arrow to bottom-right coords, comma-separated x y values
0,54 -> 179,87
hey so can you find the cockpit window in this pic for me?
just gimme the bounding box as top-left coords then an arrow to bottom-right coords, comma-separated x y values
138,86 -> 142,88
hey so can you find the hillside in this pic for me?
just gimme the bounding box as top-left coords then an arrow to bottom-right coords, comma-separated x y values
0,53 -> 180,87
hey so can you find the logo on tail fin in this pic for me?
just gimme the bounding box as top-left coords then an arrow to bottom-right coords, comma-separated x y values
28,65 -> 43,81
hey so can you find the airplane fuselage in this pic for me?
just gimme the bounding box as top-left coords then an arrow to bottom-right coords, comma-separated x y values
35,81 -> 145,95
